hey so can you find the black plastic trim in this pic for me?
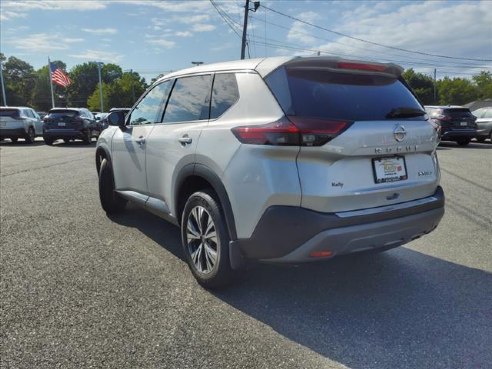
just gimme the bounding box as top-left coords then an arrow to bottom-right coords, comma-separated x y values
237,186 -> 445,259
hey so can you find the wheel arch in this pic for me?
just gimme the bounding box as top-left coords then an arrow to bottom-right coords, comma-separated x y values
175,164 -> 237,241
95,145 -> 111,174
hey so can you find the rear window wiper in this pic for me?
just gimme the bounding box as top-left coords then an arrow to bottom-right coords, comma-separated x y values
386,107 -> 426,119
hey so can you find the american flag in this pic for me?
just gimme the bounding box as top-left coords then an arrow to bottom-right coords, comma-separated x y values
50,63 -> 71,88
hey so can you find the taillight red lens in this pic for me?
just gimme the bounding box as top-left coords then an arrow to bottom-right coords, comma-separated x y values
231,117 -> 352,146
231,119 -> 300,146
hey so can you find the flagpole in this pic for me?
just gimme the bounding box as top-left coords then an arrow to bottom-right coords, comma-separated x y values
48,57 -> 55,108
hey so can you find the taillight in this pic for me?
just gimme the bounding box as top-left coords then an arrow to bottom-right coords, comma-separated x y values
231,116 -> 352,146
436,114 -> 451,121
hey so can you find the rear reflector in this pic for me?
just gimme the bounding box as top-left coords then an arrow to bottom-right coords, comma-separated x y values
309,250 -> 333,258
231,117 -> 352,146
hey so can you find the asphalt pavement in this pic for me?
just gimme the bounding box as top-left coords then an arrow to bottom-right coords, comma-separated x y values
1,138 -> 491,369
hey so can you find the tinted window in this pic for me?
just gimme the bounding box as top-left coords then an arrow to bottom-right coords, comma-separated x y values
266,67 -> 424,121
443,108 -> 473,117
0,109 -> 20,118
163,75 -> 212,123
210,73 -> 239,119
130,81 -> 172,125
48,110 -> 79,119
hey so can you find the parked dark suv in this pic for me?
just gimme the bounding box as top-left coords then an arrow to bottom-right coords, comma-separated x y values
43,108 -> 98,145
425,105 -> 478,146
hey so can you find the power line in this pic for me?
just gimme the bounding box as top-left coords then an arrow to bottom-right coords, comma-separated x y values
249,14 -> 491,69
210,0 -> 242,39
261,4 -> 492,63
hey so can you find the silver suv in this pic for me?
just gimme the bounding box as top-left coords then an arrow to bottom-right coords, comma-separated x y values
96,56 -> 444,288
0,106 -> 43,143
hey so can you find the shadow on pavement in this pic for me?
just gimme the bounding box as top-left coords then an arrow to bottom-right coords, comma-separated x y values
109,207 -> 492,369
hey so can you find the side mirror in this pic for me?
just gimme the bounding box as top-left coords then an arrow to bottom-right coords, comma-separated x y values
108,111 -> 126,130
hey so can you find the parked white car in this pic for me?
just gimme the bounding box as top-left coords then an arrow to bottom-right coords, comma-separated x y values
0,106 -> 43,143
96,56 -> 444,288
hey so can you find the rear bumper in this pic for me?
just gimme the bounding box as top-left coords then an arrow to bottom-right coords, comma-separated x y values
233,186 -> 444,262
440,129 -> 476,141
0,128 -> 27,138
43,129 -> 86,139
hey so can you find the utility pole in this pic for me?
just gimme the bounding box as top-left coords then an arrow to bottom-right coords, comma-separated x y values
433,68 -> 437,104
0,60 -> 7,106
97,62 -> 104,112
241,1 -> 260,60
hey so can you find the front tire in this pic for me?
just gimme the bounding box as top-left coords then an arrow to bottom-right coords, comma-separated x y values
43,137 -> 54,145
99,158 -> 127,214
10,138 -> 18,143
181,190 -> 236,289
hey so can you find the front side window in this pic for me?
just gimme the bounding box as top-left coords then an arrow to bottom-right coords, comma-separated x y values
129,81 -> 172,125
210,73 -> 239,119
163,75 -> 212,123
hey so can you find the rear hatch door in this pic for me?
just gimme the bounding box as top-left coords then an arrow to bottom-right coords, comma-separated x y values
45,109 -> 81,129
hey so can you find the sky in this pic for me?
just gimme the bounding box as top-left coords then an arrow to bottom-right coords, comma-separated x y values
1,0 -> 491,82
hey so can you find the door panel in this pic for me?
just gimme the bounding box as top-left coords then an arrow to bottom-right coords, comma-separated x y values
112,125 -> 155,193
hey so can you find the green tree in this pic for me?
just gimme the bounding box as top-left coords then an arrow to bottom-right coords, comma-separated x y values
2,55 -> 36,106
437,77 -> 478,105
472,71 -> 492,99
68,63 -> 123,108
402,68 -> 436,104
31,60 -> 68,110
86,70 -> 146,111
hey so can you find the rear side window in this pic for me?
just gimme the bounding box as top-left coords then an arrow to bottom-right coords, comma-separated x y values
484,109 -> 492,118
210,73 -> 239,119
163,75 -> 212,123
265,67 -> 424,121
0,109 -> 20,118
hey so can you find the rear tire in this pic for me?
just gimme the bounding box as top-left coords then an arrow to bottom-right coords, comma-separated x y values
43,137 -> 54,146
181,189 -> 237,289
457,138 -> 470,146
10,138 -> 18,143
99,158 -> 127,214
84,130 -> 92,145
63,139 -> 70,144
25,127 -> 35,144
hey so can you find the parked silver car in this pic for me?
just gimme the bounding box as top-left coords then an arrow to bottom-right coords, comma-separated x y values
96,56 -> 444,288
0,106 -> 43,143
472,107 -> 492,142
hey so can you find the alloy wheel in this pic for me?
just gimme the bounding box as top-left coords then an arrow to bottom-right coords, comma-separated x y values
186,206 -> 218,274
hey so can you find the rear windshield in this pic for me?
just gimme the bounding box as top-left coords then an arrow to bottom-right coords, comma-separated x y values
0,109 -> 20,118
443,108 -> 473,117
265,67 -> 425,121
47,110 -> 79,118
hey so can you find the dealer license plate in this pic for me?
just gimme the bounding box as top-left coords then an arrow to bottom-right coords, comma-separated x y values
460,121 -> 467,126
372,156 -> 407,184
58,122 -> 66,127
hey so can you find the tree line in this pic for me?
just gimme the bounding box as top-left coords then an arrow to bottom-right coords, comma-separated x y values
0,53 -> 147,112
1,53 -> 491,111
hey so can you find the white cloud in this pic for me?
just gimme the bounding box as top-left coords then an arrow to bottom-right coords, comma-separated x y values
318,1 -> 492,65
287,11 -> 319,45
192,24 -> 216,32
176,31 -> 193,38
69,49 -> 123,63
82,28 -> 117,35
179,14 -> 210,24
122,1 -> 210,13
1,0 -> 106,16
7,33 -> 84,53
146,39 -> 176,49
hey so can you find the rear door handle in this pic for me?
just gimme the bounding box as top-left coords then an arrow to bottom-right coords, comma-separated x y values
178,135 -> 192,145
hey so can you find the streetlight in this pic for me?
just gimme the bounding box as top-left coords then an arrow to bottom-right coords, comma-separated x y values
191,61 -> 204,66
95,62 -> 104,112
0,60 -> 7,106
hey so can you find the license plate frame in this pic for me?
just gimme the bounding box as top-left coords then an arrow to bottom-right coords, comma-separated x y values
372,156 -> 408,184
